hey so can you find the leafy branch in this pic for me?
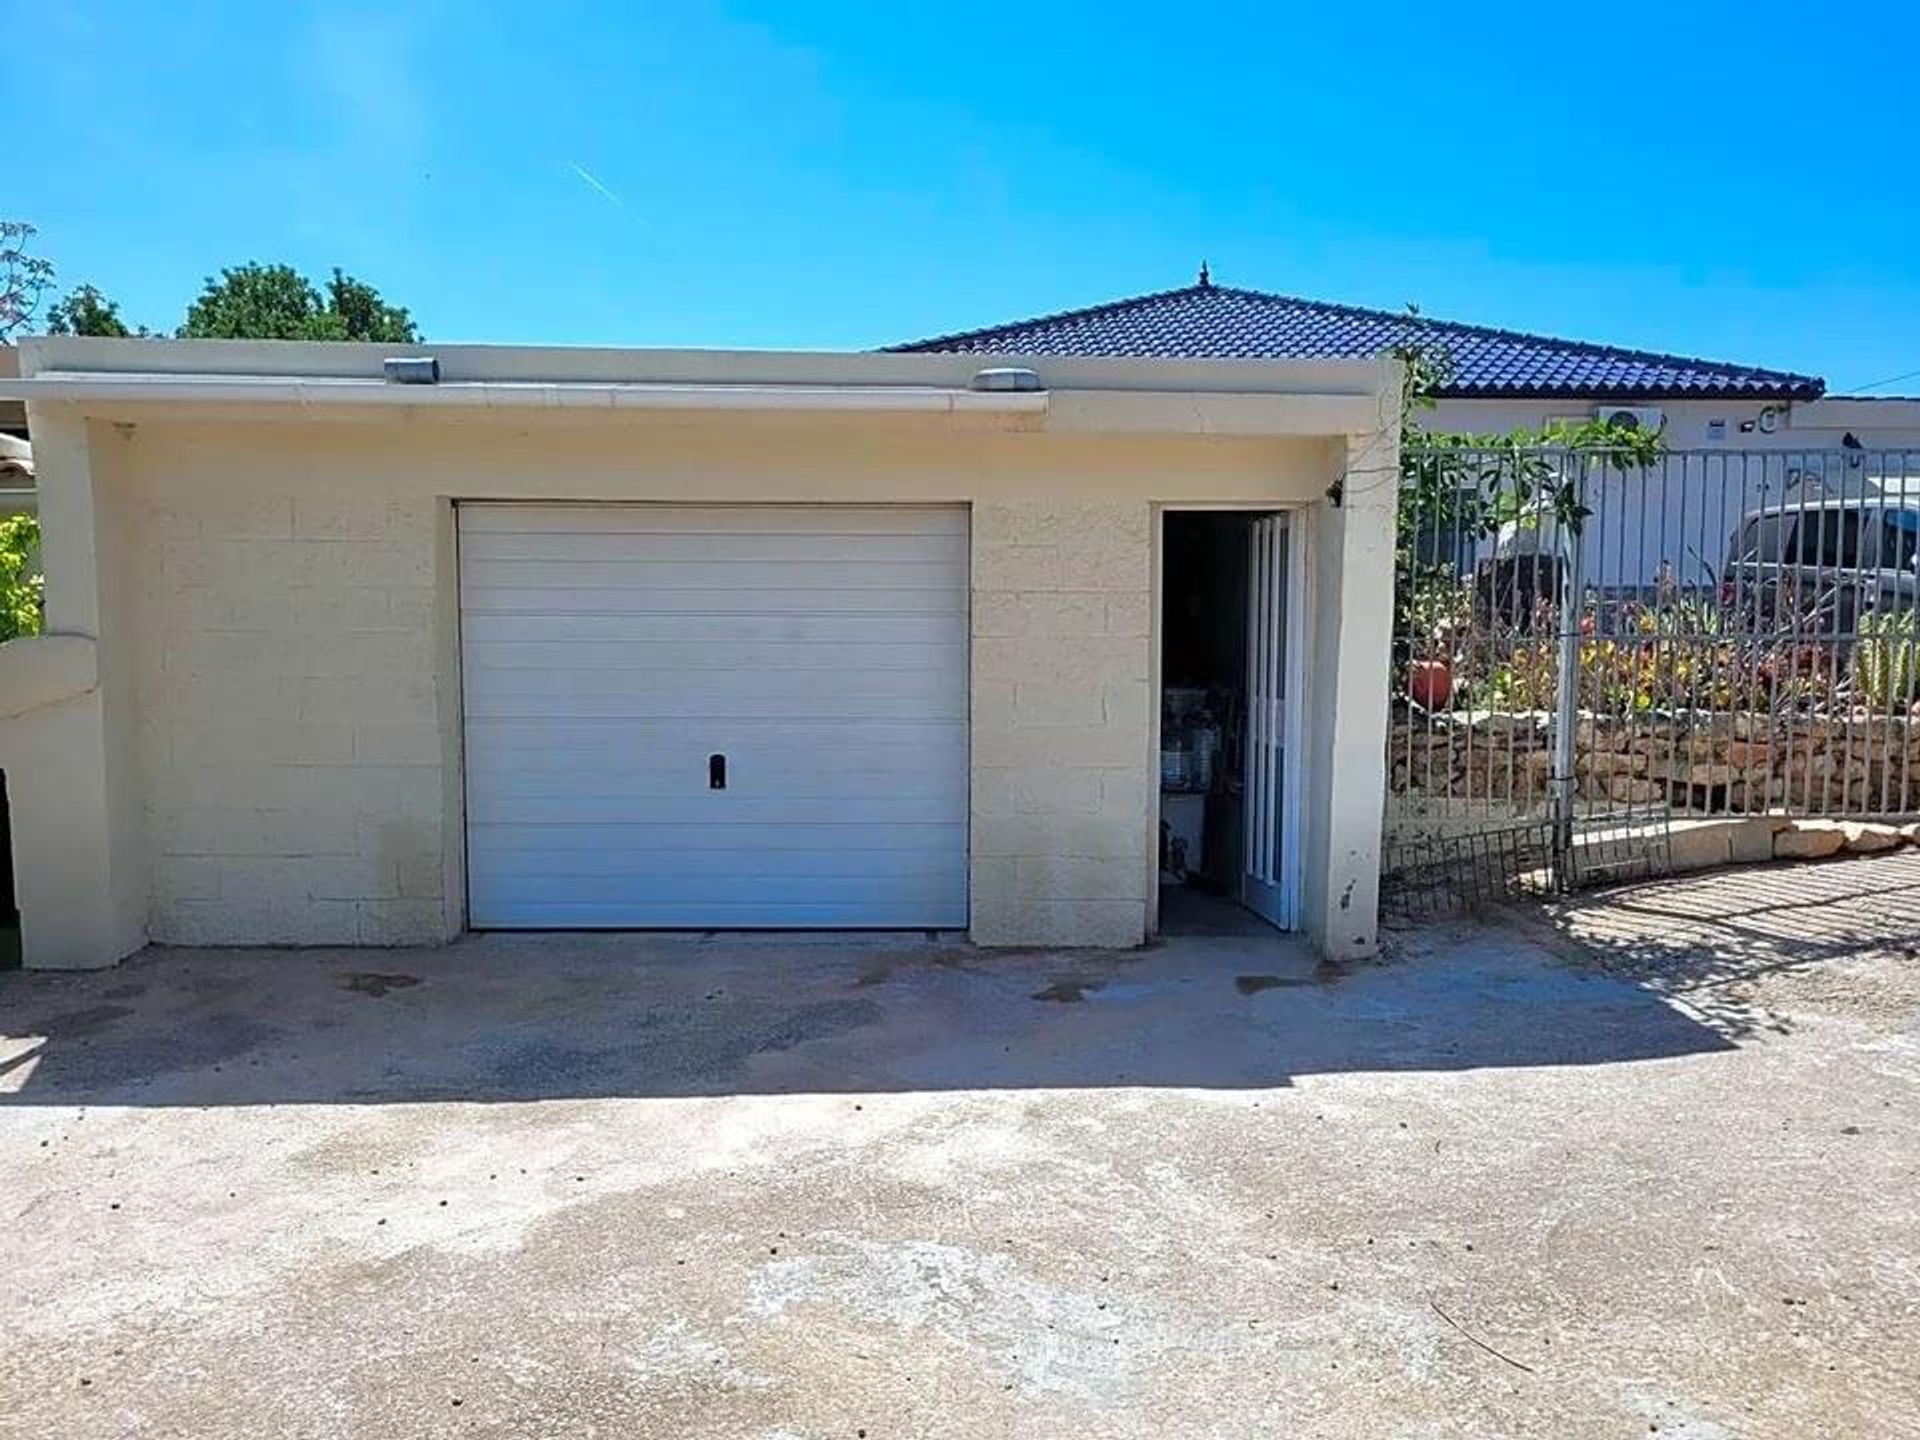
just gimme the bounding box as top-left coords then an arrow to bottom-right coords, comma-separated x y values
0,515 -> 44,642
1389,315 -> 1666,669
0,221 -> 56,338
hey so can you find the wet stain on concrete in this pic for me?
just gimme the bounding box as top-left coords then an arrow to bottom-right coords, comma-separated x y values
1033,980 -> 1100,1004
856,952 -> 976,988
1235,974 -> 1302,995
6,1008 -> 278,1101
39,1004 -> 134,1038
339,973 -> 422,999
753,1001 -> 884,1056
1236,967 -> 1344,995
474,1036 -> 619,1093
440,999 -> 889,1101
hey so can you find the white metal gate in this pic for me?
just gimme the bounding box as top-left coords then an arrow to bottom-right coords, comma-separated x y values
1386,443 -> 1920,910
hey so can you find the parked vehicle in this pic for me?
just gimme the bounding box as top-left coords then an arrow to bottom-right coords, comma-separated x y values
1720,488 -> 1920,637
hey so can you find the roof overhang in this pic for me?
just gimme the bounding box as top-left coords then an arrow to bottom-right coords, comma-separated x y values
1432,384 -> 1825,403
2,370 -> 1052,416
2,338 -> 1399,439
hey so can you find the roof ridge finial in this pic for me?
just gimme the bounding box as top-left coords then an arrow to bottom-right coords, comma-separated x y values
1197,260 -> 1212,288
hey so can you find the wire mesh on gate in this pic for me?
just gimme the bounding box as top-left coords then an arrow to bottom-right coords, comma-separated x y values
1380,820 -> 1560,919
1386,441 -> 1920,910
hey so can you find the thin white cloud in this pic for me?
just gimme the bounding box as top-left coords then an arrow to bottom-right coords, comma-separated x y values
567,162 -> 624,209
305,9 -> 426,157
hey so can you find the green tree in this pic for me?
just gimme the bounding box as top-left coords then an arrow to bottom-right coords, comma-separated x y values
0,221 -> 55,339
322,269 -> 417,343
179,263 -> 420,341
46,283 -> 142,337
0,515 -> 43,642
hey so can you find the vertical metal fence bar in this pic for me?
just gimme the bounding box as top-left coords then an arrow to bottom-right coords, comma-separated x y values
1616,451 -> 1636,825
1786,455 -> 1810,814
1844,446 -> 1866,816
1873,448 -> 1894,815
1901,450 -> 1919,816
1830,450 -> 1849,814
1505,451 -> 1520,821
1755,451 -> 1784,817
1821,453 -> 1845,814
1413,451 -> 1429,810
1549,455 -> 1587,889
1732,450 -> 1751,813
1673,449 -> 1694,815
1590,453 -> 1610,827
1472,453 -> 1488,822
1412,451 -> 1426,812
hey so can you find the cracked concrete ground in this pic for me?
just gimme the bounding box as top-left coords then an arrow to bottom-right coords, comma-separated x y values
3,854 -> 1918,1439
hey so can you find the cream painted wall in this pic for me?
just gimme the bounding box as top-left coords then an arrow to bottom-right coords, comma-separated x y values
970,498 -> 1155,947
79,409 -> 1376,955
1290,429 -> 1401,957
0,410 -> 147,969
0,638 -> 143,970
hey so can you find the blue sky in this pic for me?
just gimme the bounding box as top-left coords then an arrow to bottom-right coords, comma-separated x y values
11,1 -> 1919,392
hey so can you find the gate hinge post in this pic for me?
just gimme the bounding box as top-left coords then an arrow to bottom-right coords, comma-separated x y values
1547,456 -> 1589,893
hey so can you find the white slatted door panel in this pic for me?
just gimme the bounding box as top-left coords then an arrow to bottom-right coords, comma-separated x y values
1242,515 -> 1292,930
460,504 -> 969,928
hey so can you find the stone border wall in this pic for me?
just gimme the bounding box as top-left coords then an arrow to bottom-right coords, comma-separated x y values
1389,710 -> 1920,831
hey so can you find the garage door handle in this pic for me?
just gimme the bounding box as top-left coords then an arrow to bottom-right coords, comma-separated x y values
709,754 -> 727,790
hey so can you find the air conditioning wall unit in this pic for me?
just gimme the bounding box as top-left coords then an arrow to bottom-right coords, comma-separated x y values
1594,404 -> 1665,433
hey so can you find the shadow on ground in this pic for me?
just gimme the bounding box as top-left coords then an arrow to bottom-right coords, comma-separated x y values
1533,849 -> 1920,1039
0,918 -> 1738,1106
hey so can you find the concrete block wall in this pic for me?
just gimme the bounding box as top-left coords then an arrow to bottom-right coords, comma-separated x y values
134,486 -> 1168,950
15,397 -> 1382,960
969,501 -> 1154,947
134,479 -> 454,945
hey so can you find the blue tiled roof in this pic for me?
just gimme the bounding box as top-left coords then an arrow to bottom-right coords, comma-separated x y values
889,283 -> 1825,401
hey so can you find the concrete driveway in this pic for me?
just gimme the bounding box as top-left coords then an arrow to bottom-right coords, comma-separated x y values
4,857 -> 1918,1439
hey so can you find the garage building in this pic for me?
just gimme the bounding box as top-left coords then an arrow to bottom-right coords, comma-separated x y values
0,339 -> 1398,967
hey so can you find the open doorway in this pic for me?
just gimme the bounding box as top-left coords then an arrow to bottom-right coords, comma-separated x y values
1157,510 -> 1300,937
0,772 -> 17,970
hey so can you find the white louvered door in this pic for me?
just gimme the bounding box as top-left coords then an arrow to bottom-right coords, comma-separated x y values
1242,513 -> 1299,930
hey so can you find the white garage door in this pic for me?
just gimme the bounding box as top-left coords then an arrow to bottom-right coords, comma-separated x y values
459,504 -> 969,929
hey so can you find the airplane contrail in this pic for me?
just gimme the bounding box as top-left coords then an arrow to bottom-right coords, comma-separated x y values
567,162 -> 624,208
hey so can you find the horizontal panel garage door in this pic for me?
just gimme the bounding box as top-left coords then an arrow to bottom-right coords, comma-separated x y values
459,504 -> 969,929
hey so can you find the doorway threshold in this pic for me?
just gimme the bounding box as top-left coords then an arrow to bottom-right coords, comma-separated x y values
1156,885 -> 1280,939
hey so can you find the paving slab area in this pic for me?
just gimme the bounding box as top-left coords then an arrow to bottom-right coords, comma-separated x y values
4,857 -> 1919,1438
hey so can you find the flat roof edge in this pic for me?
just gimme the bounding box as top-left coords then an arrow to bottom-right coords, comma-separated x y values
12,337 -> 1397,401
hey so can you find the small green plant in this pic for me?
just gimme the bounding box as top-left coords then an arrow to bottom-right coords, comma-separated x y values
0,514 -> 45,641
1854,607 -> 1919,711
1406,570 -> 1475,660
